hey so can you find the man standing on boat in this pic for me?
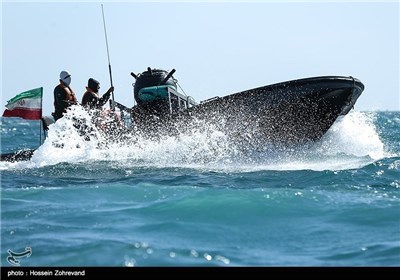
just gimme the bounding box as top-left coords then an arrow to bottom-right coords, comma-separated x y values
53,70 -> 78,121
81,78 -> 118,134
81,78 -> 113,109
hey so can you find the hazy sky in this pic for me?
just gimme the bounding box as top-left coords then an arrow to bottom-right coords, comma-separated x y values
2,1 -> 399,116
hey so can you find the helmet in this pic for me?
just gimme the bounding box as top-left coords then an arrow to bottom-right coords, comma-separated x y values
88,78 -> 100,93
60,70 -> 71,86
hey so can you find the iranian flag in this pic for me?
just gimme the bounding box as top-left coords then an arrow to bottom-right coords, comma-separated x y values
2,87 -> 43,120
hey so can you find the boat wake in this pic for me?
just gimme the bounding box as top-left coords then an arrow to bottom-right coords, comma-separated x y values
1,109 -> 388,172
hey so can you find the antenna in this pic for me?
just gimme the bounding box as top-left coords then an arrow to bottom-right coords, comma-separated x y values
101,4 -> 115,110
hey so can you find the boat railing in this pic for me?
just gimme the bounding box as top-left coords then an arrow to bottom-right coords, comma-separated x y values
200,96 -> 220,104
109,100 -> 133,127
110,86 -> 197,129
166,86 -> 197,114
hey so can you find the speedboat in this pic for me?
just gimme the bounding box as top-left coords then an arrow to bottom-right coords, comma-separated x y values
124,67 -> 364,145
1,67 -> 364,162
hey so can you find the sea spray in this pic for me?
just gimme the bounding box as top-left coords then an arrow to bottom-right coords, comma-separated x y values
1,110 -> 386,172
316,111 -> 385,159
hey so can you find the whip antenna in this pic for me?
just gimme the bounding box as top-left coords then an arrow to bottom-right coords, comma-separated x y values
101,4 -> 115,109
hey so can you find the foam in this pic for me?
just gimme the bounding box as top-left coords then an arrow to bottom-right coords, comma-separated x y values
1,110 -> 387,172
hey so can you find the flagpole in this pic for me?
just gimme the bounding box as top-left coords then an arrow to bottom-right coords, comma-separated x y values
39,87 -> 43,146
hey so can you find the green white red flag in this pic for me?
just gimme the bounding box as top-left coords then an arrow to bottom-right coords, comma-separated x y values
2,87 -> 43,120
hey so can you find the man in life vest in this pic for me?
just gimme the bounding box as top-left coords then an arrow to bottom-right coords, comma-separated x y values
53,70 -> 78,121
81,78 -> 120,134
81,78 -> 114,109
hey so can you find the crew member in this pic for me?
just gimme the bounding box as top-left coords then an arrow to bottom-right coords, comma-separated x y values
81,78 -> 113,110
53,70 -> 78,121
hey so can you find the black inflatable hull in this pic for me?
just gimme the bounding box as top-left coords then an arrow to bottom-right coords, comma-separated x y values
1,149 -> 35,162
131,75 -> 363,147
188,76 -> 363,145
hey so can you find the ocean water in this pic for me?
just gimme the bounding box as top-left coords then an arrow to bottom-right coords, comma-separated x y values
1,110 -> 399,267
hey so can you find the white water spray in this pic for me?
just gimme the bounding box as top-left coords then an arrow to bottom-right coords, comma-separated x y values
1,110 -> 387,171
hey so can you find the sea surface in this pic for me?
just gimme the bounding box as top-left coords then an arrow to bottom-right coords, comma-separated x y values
1,110 -> 399,267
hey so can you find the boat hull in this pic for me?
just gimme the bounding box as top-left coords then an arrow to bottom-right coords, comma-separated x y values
1,149 -> 35,162
187,76 -> 364,145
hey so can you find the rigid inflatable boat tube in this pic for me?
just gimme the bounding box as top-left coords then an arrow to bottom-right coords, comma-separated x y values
138,85 -> 174,102
1,149 -> 35,162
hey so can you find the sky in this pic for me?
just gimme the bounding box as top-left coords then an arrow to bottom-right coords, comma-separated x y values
2,0 -> 399,116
